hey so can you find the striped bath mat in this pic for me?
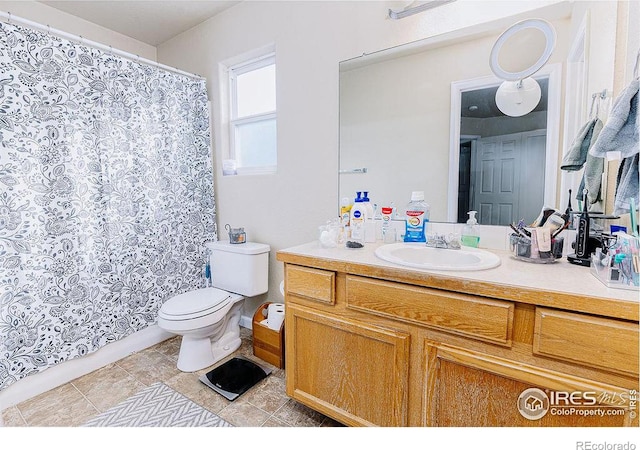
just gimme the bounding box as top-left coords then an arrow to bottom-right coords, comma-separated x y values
83,382 -> 232,427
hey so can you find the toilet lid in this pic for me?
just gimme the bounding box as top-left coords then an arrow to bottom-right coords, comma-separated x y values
160,287 -> 231,318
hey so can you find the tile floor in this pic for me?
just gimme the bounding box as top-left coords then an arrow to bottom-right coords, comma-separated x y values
1,327 -> 342,427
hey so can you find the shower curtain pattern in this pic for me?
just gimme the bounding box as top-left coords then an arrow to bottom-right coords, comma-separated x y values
0,22 -> 216,391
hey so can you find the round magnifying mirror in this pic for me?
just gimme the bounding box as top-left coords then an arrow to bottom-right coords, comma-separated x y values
489,19 -> 556,81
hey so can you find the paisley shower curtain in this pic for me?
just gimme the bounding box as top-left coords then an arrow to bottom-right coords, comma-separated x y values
0,22 -> 216,391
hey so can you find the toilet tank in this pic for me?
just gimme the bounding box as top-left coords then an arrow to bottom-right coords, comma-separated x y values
206,241 -> 270,296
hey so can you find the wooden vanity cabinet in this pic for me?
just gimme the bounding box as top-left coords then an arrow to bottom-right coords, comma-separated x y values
423,341 -> 634,427
286,303 -> 410,426
281,262 -> 639,427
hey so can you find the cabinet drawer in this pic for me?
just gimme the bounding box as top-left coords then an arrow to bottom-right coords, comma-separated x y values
285,265 -> 335,305
346,275 -> 513,346
533,308 -> 639,376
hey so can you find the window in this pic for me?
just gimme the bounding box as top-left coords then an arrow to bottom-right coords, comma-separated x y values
227,53 -> 276,175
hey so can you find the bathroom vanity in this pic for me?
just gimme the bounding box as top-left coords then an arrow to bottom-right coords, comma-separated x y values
276,242 -> 639,427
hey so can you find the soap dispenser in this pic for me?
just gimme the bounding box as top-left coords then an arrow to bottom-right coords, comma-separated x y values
461,211 -> 480,248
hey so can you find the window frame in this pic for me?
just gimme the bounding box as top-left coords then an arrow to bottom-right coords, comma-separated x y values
227,53 -> 277,175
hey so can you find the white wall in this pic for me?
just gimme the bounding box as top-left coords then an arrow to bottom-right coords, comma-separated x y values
157,0 -> 571,315
0,1 -> 156,59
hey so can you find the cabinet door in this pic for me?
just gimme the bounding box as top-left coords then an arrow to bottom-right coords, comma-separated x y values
286,303 -> 410,426
423,341 -> 637,427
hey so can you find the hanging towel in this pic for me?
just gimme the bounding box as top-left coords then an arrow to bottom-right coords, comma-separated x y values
589,79 -> 639,159
561,118 -> 598,171
576,119 -> 605,204
614,153 -> 639,215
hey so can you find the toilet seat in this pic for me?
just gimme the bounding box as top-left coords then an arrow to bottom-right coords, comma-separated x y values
159,287 -> 232,322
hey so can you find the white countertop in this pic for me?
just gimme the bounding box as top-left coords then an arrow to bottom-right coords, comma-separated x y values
278,241 -> 640,305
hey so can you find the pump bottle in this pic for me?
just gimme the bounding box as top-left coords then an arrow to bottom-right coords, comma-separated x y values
362,192 -> 376,243
350,192 -> 366,243
461,211 -> 480,247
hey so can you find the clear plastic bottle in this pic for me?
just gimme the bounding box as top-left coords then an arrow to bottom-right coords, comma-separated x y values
362,193 -> 376,243
381,206 -> 396,243
461,210 -> 480,247
340,197 -> 352,228
362,191 -> 374,219
404,191 -> 430,242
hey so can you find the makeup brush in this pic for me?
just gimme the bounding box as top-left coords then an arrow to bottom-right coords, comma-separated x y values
510,223 -> 529,238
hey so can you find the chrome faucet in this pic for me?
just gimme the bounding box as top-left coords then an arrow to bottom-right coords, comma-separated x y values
426,233 -> 461,250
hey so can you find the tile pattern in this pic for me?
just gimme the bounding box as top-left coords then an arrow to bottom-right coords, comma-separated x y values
1,327 -> 343,427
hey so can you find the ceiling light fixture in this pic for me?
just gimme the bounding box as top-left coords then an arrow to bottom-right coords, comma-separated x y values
388,0 -> 456,20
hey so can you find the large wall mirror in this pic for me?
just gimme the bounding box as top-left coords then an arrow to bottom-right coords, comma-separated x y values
338,1 -> 629,226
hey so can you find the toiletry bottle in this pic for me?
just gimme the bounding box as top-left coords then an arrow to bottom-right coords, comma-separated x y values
362,191 -> 374,220
404,191 -> 430,243
340,197 -> 352,240
381,206 -> 396,243
340,197 -> 352,227
203,247 -> 212,287
350,192 -> 366,244
461,211 -> 480,248
362,193 -> 376,243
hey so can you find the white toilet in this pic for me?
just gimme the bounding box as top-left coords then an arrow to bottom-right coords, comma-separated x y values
158,241 -> 270,372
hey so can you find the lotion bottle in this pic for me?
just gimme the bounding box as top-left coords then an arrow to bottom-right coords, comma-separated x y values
350,192 -> 366,244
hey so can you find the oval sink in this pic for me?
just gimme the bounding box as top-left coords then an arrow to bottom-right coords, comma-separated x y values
374,243 -> 501,271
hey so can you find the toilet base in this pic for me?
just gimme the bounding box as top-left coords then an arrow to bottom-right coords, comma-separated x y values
170,297 -> 244,372
177,334 -> 242,372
